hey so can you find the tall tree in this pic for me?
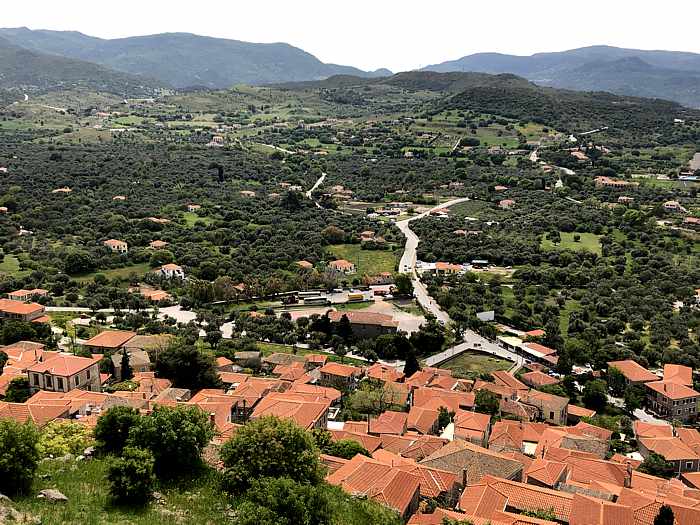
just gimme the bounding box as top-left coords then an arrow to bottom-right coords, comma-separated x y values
653,505 -> 674,525
120,350 -> 133,381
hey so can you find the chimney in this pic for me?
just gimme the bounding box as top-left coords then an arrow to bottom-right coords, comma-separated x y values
624,462 -> 633,488
210,412 -> 216,426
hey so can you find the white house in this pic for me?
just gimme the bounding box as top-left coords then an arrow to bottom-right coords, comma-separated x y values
158,264 -> 185,279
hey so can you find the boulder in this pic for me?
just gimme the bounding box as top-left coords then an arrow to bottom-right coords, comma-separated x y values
37,489 -> 68,502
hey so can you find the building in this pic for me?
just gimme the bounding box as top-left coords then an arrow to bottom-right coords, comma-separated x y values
103,239 -> 128,253
369,410 -> 408,435
318,362 -> 363,390
499,199 -> 515,209
646,381 -> 699,423
638,437 -> 700,474
158,263 -> 185,279
296,260 -> 313,270
110,349 -> 151,381
328,259 -> 356,274
27,353 -> 101,393
149,240 -> 168,249
250,392 -> 330,430
435,262 -> 463,275
82,330 -> 136,354
608,360 -> 659,386
594,176 -> 638,189
187,204 -> 201,212
0,299 -> 46,322
7,288 -> 49,302
327,310 -> 398,339
453,410 -> 491,446
664,200 -> 687,213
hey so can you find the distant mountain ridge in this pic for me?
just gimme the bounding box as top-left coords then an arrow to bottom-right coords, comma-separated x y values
0,27 -> 391,89
0,36 -> 163,96
423,45 -> 700,108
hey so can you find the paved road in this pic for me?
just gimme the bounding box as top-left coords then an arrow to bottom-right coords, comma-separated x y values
394,198 -> 524,366
306,172 -> 326,208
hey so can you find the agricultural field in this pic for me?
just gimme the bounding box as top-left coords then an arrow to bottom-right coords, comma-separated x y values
437,350 -> 512,378
326,244 -> 399,276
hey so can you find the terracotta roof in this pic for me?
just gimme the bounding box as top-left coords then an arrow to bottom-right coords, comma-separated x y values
454,410 -> 491,441
524,458 -> 568,487
321,453 -> 349,474
609,454 -> 642,470
567,404 -> 596,418
287,383 -> 341,403
525,329 -> 546,337
407,406 -> 439,435
522,342 -> 557,357
617,487 -> 700,525
366,363 -> 404,383
0,299 -> 44,315
296,260 -> 313,269
572,421 -> 614,442
329,259 -> 354,270
492,371 -> 528,391
664,364 -> 693,386
250,392 -> 329,429
0,401 -> 69,426
681,471 -> 700,489
83,330 -> 136,348
633,420 -> 674,439
160,263 -> 182,271
646,380 -> 699,400
412,386 -> 475,412
676,427 -> 700,452
327,310 -> 398,328
330,430 -> 382,452
607,360 -> 659,383
369,410 -> 408,435
521,371 -> 560,388
639,437 -> 700,461
27,353 -> 98,376
326,454 -> 421,516
319,362 -> 362,378
569,493 -> 634,525
304,353 -> 328,365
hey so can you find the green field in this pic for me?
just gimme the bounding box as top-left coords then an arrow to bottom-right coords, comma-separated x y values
438,350 -> 512,378
326,244 -> 399,276
74,263 -> 152,283
256,341 -> 365,366
0,255 -> 30,278
541,232 -> 602,256
183,212 -> 213,227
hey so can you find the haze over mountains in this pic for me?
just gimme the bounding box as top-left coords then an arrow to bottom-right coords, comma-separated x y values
423,46 -> 700,108
0,27 -> 699,107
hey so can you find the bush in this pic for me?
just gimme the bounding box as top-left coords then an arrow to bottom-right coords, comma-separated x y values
127,405 -> 214,477
220,416 -> 323,494
0,419 -> 40,495
37,420 -> 93,458
95,406 -> 142,454
107,446 -> 156,505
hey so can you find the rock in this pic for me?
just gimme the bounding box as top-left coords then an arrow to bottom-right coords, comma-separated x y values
37,489 -> 68,502
83,446 -> 95,457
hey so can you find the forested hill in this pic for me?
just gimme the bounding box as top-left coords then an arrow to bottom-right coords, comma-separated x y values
423,45 -> 700,108
0,28 -> 391,89
0,37 -> 164,96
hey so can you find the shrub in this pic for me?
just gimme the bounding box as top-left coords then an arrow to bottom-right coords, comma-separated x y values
95,406 -> 141,454
107,446 -> 156,505
0,419 -> 40,495
220,416 -> 323,494
37,420 -> 93,458
127,405 -> 214,477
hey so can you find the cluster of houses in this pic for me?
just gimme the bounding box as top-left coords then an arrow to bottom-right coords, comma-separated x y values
4,327 -> 700,523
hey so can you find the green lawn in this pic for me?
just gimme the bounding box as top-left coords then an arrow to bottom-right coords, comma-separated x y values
438,351 -> 512,378
0,254 -> 30,278
326,244 -> 398,276
560,299 -> 581,337
183,212 -> 213,227
256,341 -> 365,366
74,263 -> 152,283
541,232 -> 602,256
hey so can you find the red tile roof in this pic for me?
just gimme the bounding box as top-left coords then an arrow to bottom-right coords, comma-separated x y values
492,371 -> 529,391
27,353 -> 98,376
524,458 -> 568,487
330,430 -> 382,452
664,364 -> 693,386
366,363 -> 404,383
0,401 -> 69,426
521,370 -> 560,388
250,392 -> 329,429
319,362 -> 362,378
327,310 -> 398,328
569,493 -> 634,525
639,437 -> 700,461
633,420 -> 674,439
407,406 -> 439,435
369,410 -> 408,435
454,410 -> 491,441
567,404 -> 596,418
646,380 -> 700,400
607,360 -> 659,383
83,330 -> 136,348
0,299 -> 44,315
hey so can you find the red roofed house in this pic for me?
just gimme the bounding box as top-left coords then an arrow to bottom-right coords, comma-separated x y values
607,360 -> 659,387
453,410 -> 491,446
0,299 -> 46,322
27,353 -> 101,393
7,289 -> 49,302
664,364 -> 693,386
638,437 -> 700,474
366,363 -> 404,384
521,371 -> 560,389
319,362 -> 363,390
369,410 -> 408,435
327,310 -> 398,338
82,330 -> 136,354
645,380 -> 699,423
158,263 -> 185,279
327,454 -> 421,520
103,239 -> 128,254
250,392 -> 330,430
328,259 -> 356,274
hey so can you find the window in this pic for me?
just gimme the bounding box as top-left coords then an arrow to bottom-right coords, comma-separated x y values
75,376 -> 80,387
45,376 -> 52,388
56,378 -> 64,391
549,411 -> 554,420
32,374 -> 40,386
687,462 -> 693,470
677,410 -> 682,415
86,368 -> 91,380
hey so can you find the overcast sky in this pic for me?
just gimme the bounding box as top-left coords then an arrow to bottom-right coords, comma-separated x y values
3,1 -> 700,72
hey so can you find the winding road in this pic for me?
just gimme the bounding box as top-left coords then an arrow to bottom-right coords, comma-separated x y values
395,199 -> 526,367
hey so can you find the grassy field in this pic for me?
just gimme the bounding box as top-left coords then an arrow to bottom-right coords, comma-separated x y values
74,263 -> 152,283
541,232 -> 602,256
183,212 -> 213,227
255,341 -> 365,366
438,351 -> 512,378
326,244 -> 398,275
0,254 -> 30,278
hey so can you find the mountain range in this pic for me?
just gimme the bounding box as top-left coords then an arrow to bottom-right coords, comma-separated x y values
423,46 -> 700,108
0,27 -> 390,90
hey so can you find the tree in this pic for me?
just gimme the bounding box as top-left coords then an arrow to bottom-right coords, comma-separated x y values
403,348 -> 420,378
639,453 -> 675,479
0,350 -> 7,374
95,406 -> 141,455
624,384 -> 646,413
154,343 -> 222,391
582,379 -> 608,412
475,390 -> 500,416
107,446 -> 156,505
409,316 -> 445,356
4,377 -> 31,403
336,314 -> 353,342
607,366 -> 626,397
127,405 -> 214,477
394,273 -> 414,297
325,439 -> 371,460
653,504 -> 675,525
438,406 -> 455,430
220,416 -> 324,494
0,419 -> 40,495
120,350 -> 133,381
37,420 -> 92,458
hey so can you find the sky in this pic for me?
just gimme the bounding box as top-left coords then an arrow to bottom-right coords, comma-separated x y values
3,1 -> 700,72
